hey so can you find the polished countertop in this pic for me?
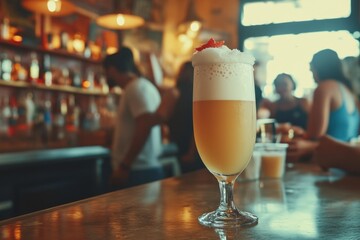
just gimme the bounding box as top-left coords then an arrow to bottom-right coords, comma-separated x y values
0,164 -> 359,239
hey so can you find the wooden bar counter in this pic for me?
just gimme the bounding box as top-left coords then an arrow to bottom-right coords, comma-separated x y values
0,164 -> 359,239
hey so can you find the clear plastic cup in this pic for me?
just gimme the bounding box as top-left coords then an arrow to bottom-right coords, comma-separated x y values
259,143 -> 288,178
242,144 -> 262,180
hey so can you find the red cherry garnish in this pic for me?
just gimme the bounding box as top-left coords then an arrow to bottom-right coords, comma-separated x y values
195,38 -> 225,52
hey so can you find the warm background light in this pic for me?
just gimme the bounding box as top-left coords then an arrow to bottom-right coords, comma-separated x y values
22,0 -> 75,16
96,13 -> 144,30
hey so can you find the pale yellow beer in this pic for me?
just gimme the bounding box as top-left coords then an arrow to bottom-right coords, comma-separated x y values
261,154 -> 285,178
193,100 -> 256,175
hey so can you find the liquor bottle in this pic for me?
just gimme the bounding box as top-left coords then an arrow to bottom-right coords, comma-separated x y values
43,94 -> 52,141
29,52 -> 40,84
25,92 -> 35,132
11,55 -> 27,81
82,69 -> 94,90
72,72 -> 82,88
65,94 -> 80,145
43,54 -> 52,86
29,93 -> 48,144
83,41 -> 92,59
99,75 -> 109,93
83,97 -> 100,131
53,94 -> 67,140
0,96 -> 10,136
16,93 -> 28,134
1,53 -> 13,81
8,95 -> 18,137
65,94 -> 79,131
1,18 -> 10,40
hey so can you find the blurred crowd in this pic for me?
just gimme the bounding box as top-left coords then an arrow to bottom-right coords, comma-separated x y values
255,49 -> 360,174
104,46 -> 360,190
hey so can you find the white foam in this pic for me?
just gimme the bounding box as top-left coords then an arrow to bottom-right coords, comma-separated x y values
192,46 -> 255,66
192,45 -> 255,101
193,63 -> 255,101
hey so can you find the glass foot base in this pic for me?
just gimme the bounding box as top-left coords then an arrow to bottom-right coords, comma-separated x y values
198,209 -> 258,228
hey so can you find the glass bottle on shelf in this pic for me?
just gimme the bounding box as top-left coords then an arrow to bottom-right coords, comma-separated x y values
0,95 -> 10,136
29,52 -> 40,84
66,94 -> 80,145
25,92 -> 35,134
1,53 -> 13,81
58,68 -> 70,86
16,93 -> 28,134
11,55 -> 27,81
82,69 -> 94,90
43,54 -> 52,86
83,41 -> 92,59
83,96 -> 100,131
53,93 -> 67,140
33,93 -> 52,145
66,94 -> 79,131
72,71 -> 82,88
99,75 -> 109,93
1,18 -> 10,40
8,95 -> 18,137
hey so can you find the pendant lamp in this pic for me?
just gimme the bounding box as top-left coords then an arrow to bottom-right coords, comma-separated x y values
22,0 -> 75,16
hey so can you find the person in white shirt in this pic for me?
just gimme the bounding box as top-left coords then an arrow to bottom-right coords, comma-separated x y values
103,47 -> 178,188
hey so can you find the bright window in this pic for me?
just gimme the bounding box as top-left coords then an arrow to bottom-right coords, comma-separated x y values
244,31 -> 359,99
242,0 -> 351,26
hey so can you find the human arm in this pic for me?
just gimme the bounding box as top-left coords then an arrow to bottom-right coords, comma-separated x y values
299,97 -> 311,113
287,138 -> 318,162
110,112 -> 161,186
313,136 -> 360,174
306,84 -> 332,139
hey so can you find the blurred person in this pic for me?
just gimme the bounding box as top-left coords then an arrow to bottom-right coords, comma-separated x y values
288,49 -> 360,161
342,56 -> 360,100
254,61 -> 271,118
254,61 -> 263,110
168,61 -> 204,173
104,47 -> 178,188
266,73 -> 310,129
313,136 -> 360,175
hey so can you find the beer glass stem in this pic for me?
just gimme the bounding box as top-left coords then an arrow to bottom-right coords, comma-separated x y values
218,179 -> 237,212
198,172 -> 258,228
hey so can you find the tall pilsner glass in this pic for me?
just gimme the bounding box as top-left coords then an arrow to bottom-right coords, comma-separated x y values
192,46 -> 257,228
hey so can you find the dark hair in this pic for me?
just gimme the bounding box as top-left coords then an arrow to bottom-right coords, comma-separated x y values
103,47 -> 141,76
177,61 -> 193,84
311,49 -> 353,91
274,73 -> 296,90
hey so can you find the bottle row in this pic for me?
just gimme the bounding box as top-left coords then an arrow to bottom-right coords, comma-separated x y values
0,50 -> 109,92
1,17 -> 108,61
0,88 -> 118,142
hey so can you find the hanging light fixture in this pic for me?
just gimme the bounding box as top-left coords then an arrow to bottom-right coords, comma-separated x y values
96,1 -> 144,30
22,0 -> 75,16
96,13 -> 144,30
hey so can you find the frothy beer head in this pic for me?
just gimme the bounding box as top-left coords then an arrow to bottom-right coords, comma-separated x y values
192,42 -> 255,102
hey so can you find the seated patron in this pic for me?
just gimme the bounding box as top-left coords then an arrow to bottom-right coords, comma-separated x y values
288,49 -> 360,162
265,73 -> 310,130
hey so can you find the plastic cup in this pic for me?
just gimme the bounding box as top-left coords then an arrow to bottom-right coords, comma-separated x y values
243,144 -> 262,180
259,143 -> 288,178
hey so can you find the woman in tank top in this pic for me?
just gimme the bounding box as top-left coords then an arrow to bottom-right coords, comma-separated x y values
288,49 -> 360,161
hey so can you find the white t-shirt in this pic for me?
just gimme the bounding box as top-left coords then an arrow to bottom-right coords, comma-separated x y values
112,77 -> 162,170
